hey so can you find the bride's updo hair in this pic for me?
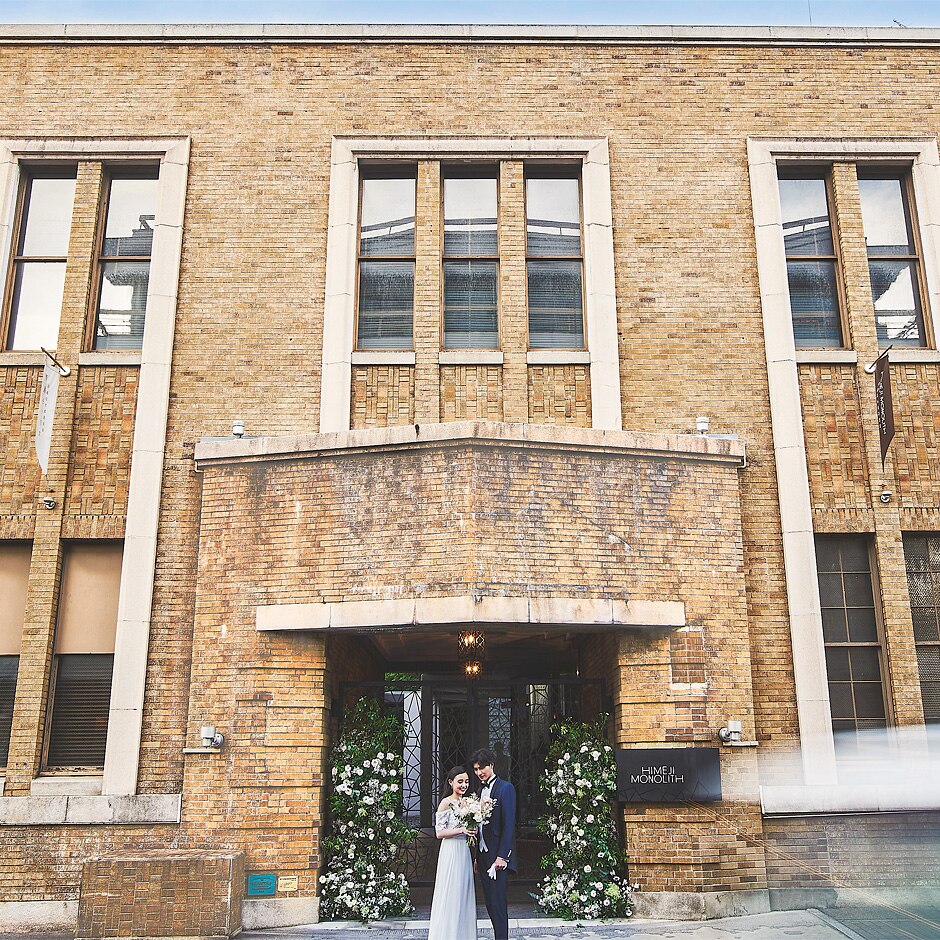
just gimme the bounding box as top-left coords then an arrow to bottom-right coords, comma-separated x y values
443,765 -> 468,798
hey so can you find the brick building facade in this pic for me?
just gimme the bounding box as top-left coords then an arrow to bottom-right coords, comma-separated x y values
0,22 -> 939,932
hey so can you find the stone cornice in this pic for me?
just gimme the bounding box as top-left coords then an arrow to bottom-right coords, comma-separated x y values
194,421 -> 746,469
1,24 -> 940,48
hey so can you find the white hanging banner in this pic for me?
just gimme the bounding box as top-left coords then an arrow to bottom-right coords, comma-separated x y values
35,361 -> 59,474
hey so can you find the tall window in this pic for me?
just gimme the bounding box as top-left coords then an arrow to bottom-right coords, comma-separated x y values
901,534 -> 940,724
442,166 -> 498,348
0,541 -> 31,768
45,541 -> 121,769
858,172 -> 928,348
778,171 -> 843,347
816,535 -> 888,753
526,167 -> 584,349
93,168 -> 159,350
356,165 -> 416,350
3,167 -> 77,350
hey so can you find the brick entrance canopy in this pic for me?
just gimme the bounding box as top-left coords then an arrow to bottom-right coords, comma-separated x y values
194,421 -> 747,611
188,420 -> 761,898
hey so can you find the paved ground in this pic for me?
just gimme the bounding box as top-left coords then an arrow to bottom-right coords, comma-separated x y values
236,905 -> 940,940
2,904 -> 939,939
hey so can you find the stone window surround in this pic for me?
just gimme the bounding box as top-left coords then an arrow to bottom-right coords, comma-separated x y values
320,136 -> 622,434
0,137 -> 190,798
748,136 -> 940,792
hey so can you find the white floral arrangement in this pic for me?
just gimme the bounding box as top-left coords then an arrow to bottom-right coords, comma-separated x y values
452,793 -> 496,846
319,699 -> 416,922
535,718 -> 635,920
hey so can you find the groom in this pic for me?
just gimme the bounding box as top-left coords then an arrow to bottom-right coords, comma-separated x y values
471,747 -> 516,940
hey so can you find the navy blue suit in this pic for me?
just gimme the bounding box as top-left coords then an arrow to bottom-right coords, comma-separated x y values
477,776 -> 516,940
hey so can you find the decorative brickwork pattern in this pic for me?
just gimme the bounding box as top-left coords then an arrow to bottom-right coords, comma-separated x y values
527,365 -> 591,426
891,364 -> 940,507
351,366 -> 415,429
439,365 -> 503,420
65,367 -> 139,518
77,850 -> 244,938
0,367 -> 41,520
799,364 -> 871,510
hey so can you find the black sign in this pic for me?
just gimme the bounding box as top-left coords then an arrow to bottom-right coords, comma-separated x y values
873,351 -> 895,467
616,747 -> 721,803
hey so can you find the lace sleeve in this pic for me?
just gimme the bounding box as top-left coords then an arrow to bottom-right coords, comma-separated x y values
435,809 -> 453,834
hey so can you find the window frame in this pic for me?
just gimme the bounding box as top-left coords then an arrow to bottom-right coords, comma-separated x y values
776,163 -> 849,350
86,162 -> 161,352
901,532 -> 940,725
440,162 -> 501,351
523,162 -> 587,351
816,534 -> 894,746
856,163 -> 933,350
353,162 -> 417,352
321,136 -> 622,435
42,652 -> 115,771
1,162 -> 78,352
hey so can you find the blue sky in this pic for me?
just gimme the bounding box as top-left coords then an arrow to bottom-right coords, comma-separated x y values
2,1 -> 940,27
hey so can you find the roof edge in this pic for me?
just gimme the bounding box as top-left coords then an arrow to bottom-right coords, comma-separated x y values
4,23 -> 940,47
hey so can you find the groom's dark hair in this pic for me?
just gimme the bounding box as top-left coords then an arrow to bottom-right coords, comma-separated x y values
471,747 -> 497,768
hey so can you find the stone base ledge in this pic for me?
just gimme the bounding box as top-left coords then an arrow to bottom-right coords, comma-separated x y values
0,793 -> 181,825
242,896 -> 320,929
631,889 -> 771,920
0,900 -> 78,932
770,885 -> 940,910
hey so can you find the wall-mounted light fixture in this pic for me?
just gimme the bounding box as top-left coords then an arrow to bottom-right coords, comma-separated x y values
717,720 -> 758,747
232,420 -> 245,438
201,725 -> 224,749
696,416 -> 710,434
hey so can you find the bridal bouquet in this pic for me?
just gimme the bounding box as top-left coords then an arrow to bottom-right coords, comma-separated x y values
453,793 -> 496,846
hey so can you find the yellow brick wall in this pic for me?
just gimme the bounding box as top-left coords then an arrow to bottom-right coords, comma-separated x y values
0,34 -> 938,907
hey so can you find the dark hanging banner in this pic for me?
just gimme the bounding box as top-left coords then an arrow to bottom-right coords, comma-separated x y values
615,747 -> 722,803
873,349 -> 895,467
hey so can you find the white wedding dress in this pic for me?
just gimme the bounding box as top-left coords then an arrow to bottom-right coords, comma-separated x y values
427,804 -> 477,940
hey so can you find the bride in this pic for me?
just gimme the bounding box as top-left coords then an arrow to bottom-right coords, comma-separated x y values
428,765 -> 477,940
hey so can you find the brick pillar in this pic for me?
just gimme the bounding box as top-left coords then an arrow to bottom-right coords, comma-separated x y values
6,162 -> 103,791
499,161 -> 529,422
831,162 -> 926,730
414,160 -> 441,424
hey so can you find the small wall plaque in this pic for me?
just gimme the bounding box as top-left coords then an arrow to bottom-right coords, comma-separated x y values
616,747 -> 721,803
277,875 -> 299,892
246,872 -> 277,897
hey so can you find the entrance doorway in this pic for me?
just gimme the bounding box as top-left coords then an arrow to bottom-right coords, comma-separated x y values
338,676 -> 606,887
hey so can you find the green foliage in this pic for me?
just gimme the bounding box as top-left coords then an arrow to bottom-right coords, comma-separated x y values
319,698 -> 416,922
535,716 -> 634,920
